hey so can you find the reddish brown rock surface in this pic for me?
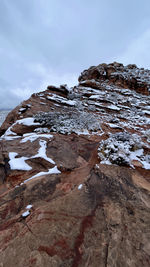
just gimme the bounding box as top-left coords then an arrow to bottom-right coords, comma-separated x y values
0,62 -> 150,267
78,62 -> 150,95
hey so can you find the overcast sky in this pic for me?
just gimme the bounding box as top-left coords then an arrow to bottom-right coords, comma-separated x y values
1,0 -> 150,109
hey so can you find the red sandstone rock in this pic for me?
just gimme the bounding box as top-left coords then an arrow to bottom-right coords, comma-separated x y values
0,62 -> 150,266
78,62 -> 150,95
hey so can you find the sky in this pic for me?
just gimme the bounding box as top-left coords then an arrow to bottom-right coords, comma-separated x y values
1,0 -> 150,109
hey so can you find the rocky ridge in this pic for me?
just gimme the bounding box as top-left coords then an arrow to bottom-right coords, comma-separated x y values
0,62 -> 150,267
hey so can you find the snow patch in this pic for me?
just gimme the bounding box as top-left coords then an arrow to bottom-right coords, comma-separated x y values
21,133 -> 53,143
9,152 -> 32,171
32,139 -> 55,164
22,210 -> 30,218
17,117 -> 40,126
9,138 -> 55,171
98,132 -> 150,169
23,166 -> 61,183
34,111 -> 102,135
78,184 -> 83,190
26,204 -> 32,210
34,127 -> 51,133
107,105 -> 120,111
47,94 -> 76,106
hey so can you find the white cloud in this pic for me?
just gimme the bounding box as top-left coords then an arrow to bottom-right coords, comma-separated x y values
27,62 -> 78,88
116,29 -> 150,68
9,63 -> 78,106
11,87 -> 34,100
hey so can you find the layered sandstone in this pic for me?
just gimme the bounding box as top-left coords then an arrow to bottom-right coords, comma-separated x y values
0,63 -> 150,267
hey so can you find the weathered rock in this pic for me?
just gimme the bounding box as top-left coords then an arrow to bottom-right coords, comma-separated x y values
0,62 -> 150,266
79,62 -> 150,95
47,84 -> 70,96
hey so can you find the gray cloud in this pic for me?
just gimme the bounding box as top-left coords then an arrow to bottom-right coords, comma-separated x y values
0,0 -> 150,109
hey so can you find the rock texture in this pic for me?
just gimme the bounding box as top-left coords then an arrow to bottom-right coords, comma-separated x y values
0,62 -> 150,267
79,62 -> 150,95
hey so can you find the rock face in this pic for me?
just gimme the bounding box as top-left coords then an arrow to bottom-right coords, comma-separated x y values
0,62 -> 150,267
79,62 -> 150,95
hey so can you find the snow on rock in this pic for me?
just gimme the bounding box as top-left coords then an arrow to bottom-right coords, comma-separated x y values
78,184 -> 83,190
21,204 -> 32,218
4,126 -> 17,136
26,204 -> 32,210
17,117 -> 40,126
21,132 -> 53,143
34,127 -> 51,133
143,129 -> 150,143
89,95 -> 102,100
98,132 -> 150,169
0,117 -> 41,141
19,108 -> 27,113
9,138 -> 55,171
0,62 -> 150,267
47,94 -> 76,106
34,111 -> 102,135
22,210 -> 30,218
9,152 -> 32,171
0,123 -> 20,141
32,139 -> 55,164
79,62 -> 150,95
75,129 -> 90,136
143,110 -> 150,115
108,123 -> 122,129
23,166 -> 61,184
107,105 -> 120,111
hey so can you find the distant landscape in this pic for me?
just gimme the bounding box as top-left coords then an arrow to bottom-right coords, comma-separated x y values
0,110 -> 10,126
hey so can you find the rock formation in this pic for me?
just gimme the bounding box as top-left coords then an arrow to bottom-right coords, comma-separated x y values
0,62 -> 150,267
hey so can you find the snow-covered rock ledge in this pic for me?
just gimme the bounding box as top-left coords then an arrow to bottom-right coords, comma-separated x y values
0,62 -> 150,267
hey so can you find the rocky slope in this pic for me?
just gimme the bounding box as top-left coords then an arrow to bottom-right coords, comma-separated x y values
0,62 -> 150,267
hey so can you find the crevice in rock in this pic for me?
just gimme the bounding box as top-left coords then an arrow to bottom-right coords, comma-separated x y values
104,242 -> 109,267
102,207 -> 111,267
71,205 -> 98,267
20,219 -> 35,236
